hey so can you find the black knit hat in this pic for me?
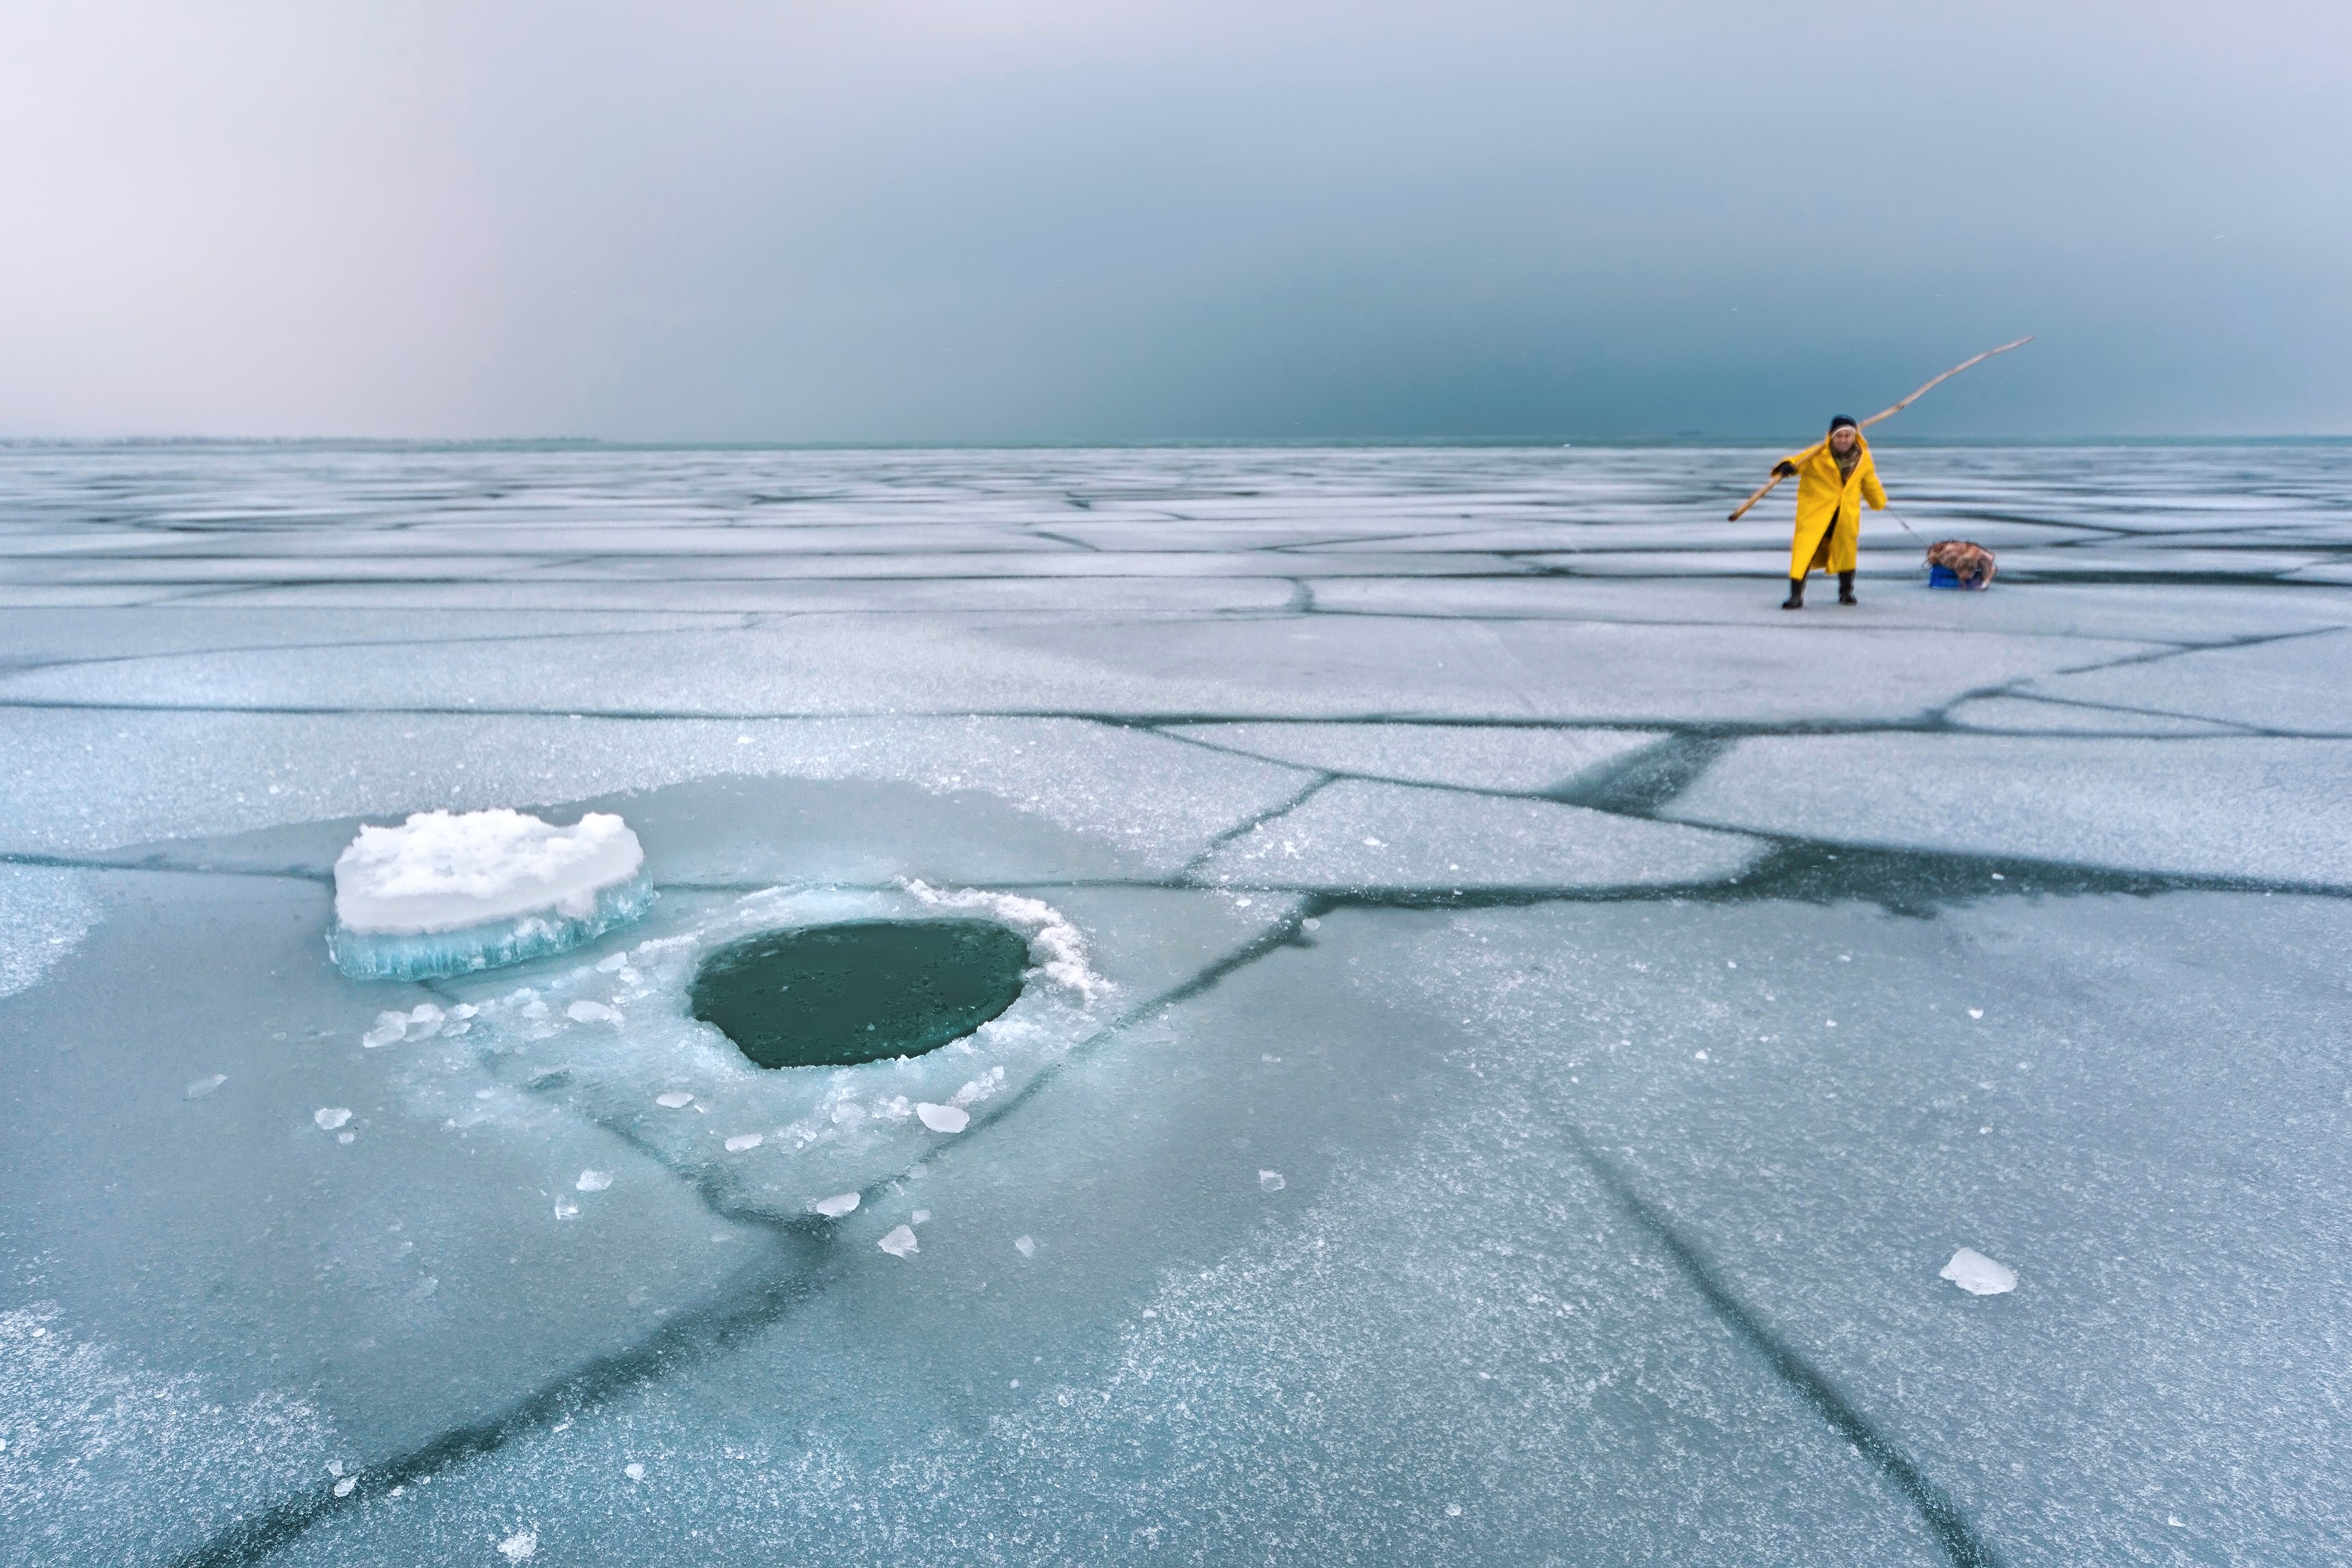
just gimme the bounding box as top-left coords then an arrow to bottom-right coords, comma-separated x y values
1828,415 -> 1859,432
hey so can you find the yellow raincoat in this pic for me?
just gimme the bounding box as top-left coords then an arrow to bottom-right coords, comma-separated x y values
1783,433 -> 1886,577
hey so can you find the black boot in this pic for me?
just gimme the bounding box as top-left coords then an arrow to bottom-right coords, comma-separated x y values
1781,577 -> 1805,610
1837,570 -> 1858,605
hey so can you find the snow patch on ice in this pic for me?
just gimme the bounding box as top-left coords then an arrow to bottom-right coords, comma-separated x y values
498,1528 -> 538,1561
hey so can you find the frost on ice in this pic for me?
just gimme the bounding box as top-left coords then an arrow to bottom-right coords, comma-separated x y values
497,1528 -> 538,1562
327,809 -> 652,982
1940,1247 -> 2019,1296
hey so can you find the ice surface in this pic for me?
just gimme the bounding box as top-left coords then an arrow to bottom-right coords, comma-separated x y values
1167,721 -> 1663,794
1198,777 -> 1763,890
7,442 -> 2351,1565
1668,734 -> 2352,885
0,866 -> 98,1000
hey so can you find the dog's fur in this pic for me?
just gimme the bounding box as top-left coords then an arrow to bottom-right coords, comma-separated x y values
1927,539 -> 1997,590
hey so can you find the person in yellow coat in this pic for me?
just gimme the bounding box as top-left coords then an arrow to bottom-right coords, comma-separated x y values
1774,415 -> 1886,609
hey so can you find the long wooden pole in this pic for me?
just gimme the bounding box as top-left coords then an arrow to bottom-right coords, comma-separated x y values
1725,335 -> 2032,521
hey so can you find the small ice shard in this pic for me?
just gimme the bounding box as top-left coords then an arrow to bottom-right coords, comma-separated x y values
1262,1053 -> 1280,1063
917,1102 -> 969,1134
813,1192 -> 860,1218
333,1475 -> 357,1498
337,1131 -> 357,1145
1361,836 -> 1384,847
328,809 -> 652,982
910,1209 -> 931,1224
1940,1247 -> 2018,1296
1014,1235 -> 1037,1257
406,1003 -> 444,1039
1969,1008 -> 1985,1020
596,953 -> 627,973
655,1091 -> 694,1109
624,1462 -> 645,1481
497,1531 -> 537,1563
1259,1170 -> 1285,1192
361,1012 -> 408,1049
724,1132 -> 764,1152
830,1100 -> 866,1127
329,1461 -> 344,1477
185,1073 -> 228,1100
1693,1050 -> 1708,1061
878,1224 -> 919,1257
553,1200 -> 579,1220
567,1000 -> 618,1024
314,1107 -> 352,1131
575,1170 -> 612,1192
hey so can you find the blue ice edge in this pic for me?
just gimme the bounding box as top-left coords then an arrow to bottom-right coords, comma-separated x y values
328,876 -> 657,982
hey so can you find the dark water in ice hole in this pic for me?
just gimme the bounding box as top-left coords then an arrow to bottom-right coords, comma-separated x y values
688,919 -> 1031,1069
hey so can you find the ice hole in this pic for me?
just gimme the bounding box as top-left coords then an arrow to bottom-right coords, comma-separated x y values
689,919 -> 1030,1070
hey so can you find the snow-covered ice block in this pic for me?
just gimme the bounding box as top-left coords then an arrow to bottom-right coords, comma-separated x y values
328,809 -> 652,980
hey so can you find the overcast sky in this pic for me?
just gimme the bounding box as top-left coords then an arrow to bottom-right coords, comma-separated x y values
1,1 -> 2344,442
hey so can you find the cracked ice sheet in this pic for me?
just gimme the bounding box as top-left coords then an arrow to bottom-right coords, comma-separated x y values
1166,721 -> 1662,794
0,871 -> 767,1479
1942,696 -> 2241,736
1305,576 -> 2352,644
0,613 -> 2165,726
1375,896 -> 2352,1565
2008,627 -> 2352,734
0,711 -> 1310,873
1198,778 -> 1762,891
1666,734 -> 2352,886
267,912 -> 1940,1568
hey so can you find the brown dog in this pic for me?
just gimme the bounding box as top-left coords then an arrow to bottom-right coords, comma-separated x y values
1927,539 -> 1997,590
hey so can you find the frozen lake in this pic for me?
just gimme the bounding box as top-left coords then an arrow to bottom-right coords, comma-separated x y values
3,442 -> 2350,1567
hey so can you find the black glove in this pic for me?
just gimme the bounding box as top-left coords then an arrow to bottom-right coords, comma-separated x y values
1772,460 -> 1798,478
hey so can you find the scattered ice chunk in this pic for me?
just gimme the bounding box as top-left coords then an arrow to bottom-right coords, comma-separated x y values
497,1530 -> 538,1563
575,1170 -> 612,1192
329,1461 -> 344,1477
596,953 -> 627,973
406,1003 -> 444,1039
1969,1008 -> 1985,1019
917,1102 -> 969,1134
878,1224 -> 920,1257
184,1073 -> 228,1100
1940,1247 -> 2019,1296
1260,1170 -> 1286,1192
1693,1051 -> 1708,1061
625,1462 -> 646,1481
361,1012 -> 408,1049
333,1476 -> 357,1498
724,1133 -> 764,1152
337,1131 -> 356,1145
1263,1053 -> 1280,1063
911,1209 -> 931,1224
553,1201 -> 579,1220
655,1091 -> 695,1109
813,1192 -> 860,1218
1014,1235 -> 1037,1257
314,1107 -> 352,1131
566,1000 -> 618,1024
